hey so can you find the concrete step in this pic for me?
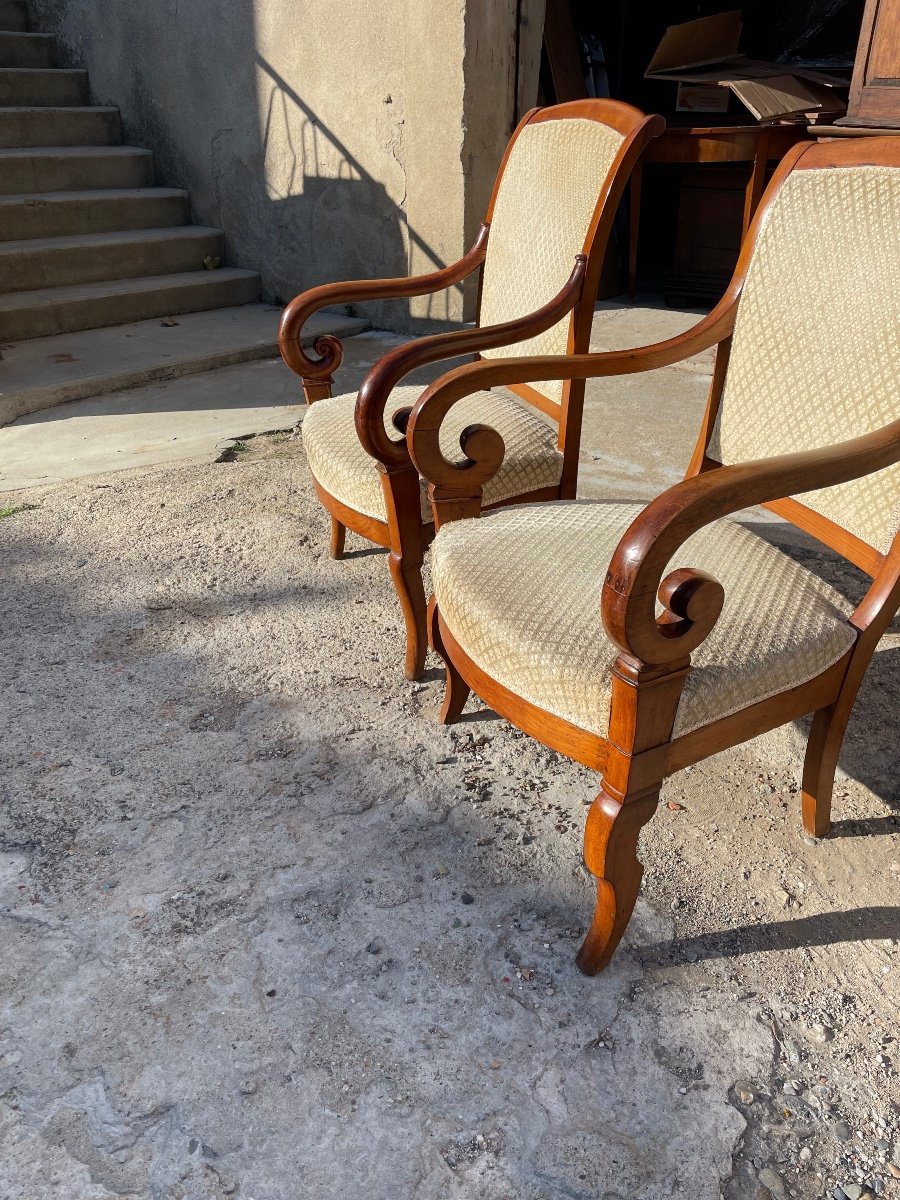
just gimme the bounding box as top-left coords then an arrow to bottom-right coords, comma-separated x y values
0,267 -> 262,340
0,187 -> 190,240
0,105 -> 121,147
0,144 -> 152,193
0,304 -> 369,425
0,68 -> 87,105
0,31 -> 54,67
0,1 -> 29,32
0,225 -> 225,292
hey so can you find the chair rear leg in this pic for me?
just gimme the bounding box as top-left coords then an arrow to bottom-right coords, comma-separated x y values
576,784 -> 659,975
329,516 -> 346,560
800,642 -> 878,839
801,692 -> 861,838
427,596 -> 470,723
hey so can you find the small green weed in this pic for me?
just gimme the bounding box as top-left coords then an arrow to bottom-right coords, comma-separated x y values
0,503 -> 37,519
217,440 -> 252,463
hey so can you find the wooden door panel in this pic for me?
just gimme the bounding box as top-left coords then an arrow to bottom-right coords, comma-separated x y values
867,0 -> 900,82
845,0 -> 900,126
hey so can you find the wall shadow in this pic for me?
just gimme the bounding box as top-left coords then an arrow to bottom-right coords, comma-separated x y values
253,55 -> 464,335
30,2 -> 474,338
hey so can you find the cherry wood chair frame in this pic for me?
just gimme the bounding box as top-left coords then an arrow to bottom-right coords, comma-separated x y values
405,136 -> 900,975
278,100 -> 664,680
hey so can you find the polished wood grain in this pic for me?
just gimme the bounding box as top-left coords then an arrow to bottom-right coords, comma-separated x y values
311,478 -> 393,550
279,99 -> 665,680
627,124 -> 810,298
843,0 -> 900,128
765,497 -> 884,577
278,224 -> 490,403
600,420 -> 900,669
428,597 -> 471,725
408,297 -> 739,518
329,515 -> 346,560
801,532 -> 900,835
354,255 -> 588,468
413,135 -> 900,975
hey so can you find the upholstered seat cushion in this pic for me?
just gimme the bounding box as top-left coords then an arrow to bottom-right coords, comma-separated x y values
431,501 -> 857,740
301,385 -> 564,523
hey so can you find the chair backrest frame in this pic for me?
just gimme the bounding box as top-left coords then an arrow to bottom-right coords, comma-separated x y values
475,99 -> 664,493
686,137 -> 900,600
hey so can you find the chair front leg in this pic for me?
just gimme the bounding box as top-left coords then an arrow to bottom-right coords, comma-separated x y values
380,465 -> 428,681
577,655 -> 690,975
577,783 -> 659,975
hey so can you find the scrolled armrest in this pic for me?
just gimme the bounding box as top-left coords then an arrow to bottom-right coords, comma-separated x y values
356,254 -> 588,468
405,296 -> 738,499
603,418 -> 900,667
277,224 -> 490,383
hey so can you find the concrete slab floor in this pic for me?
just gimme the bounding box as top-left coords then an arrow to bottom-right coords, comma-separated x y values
0,301 -> 702,494
0,304 -> 368,428
0,301 -> 898,1199
0,357 -> 304,490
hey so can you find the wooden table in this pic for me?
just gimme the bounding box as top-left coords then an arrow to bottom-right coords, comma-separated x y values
627,123 -> 811,298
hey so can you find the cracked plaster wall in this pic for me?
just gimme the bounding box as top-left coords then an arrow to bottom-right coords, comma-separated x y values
29,0 -> 526,332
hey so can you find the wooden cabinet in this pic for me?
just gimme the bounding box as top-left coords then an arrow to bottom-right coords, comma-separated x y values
843,0 -> 900,127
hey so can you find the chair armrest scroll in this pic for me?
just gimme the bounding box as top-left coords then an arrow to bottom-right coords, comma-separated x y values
405,296 -> 738,501
356,254 -> 589,468
603,418 -> 900,667
277,224 -> 490,384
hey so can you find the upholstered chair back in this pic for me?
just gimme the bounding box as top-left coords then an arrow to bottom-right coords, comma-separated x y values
478,116 -> 626,405
709,165 -> 900,555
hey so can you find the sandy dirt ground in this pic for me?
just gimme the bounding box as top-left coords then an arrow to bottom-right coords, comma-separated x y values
1,328 -> 898,1200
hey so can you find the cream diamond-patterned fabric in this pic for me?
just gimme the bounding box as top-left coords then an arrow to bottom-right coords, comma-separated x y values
431,502 -> 857,739
711,166 -> 900,555
479,118 -> 625,405
301,386 -> 563,523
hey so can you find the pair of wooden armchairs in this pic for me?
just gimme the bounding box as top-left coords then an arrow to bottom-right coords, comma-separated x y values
280,106 -> 900,975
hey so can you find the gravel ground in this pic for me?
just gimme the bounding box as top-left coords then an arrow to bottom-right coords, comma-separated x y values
1,383 -> 898,1199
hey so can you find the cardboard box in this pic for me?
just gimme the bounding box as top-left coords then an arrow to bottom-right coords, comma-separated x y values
646,11 -> 743,77
725,74 -> 845,122
645,12 -> 848,123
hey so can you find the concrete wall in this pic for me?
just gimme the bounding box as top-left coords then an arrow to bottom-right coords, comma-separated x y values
30,0 -> 531,332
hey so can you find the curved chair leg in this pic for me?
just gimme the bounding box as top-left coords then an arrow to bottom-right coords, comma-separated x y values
427,597 -> 471,723
329,516 -> 346,560
576,785 -> 659,976
382,466 -> 428,681
388,551 -> 428,680
800,636 -> 882,839
801,704 -> 847,838
576,654 -> 688,974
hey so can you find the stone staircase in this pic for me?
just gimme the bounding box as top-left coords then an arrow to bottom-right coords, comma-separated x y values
0,0 -> 261,342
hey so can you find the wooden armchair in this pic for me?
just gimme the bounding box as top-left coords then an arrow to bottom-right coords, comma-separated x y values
278,100 -> 664,679
406,136 -> 900,975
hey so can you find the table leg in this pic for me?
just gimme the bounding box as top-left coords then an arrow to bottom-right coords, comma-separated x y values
742,129 -> 770,238
627,161 -> 643,301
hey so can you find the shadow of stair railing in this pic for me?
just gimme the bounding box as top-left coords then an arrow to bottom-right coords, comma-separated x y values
253,54 -> 467,336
